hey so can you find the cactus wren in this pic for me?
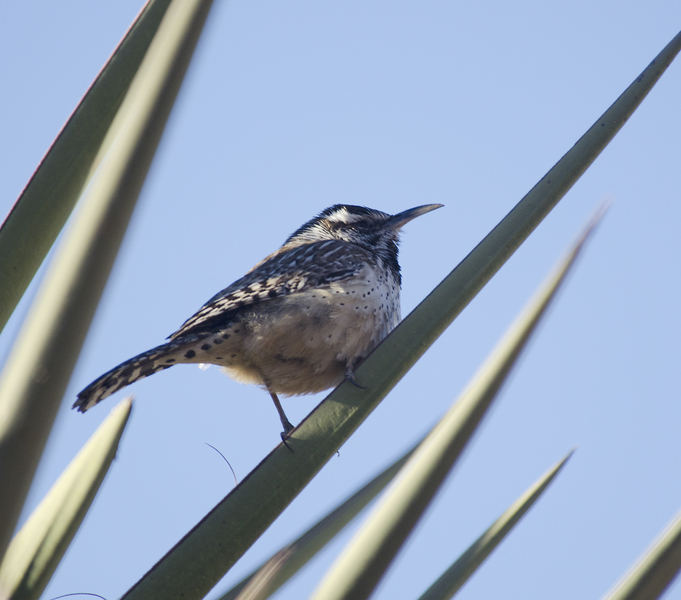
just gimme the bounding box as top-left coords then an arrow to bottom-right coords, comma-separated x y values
74,203 -> 442,436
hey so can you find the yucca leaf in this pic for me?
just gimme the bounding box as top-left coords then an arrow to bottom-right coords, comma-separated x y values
417,449 -> 574,600
308,209 -> 602,600
217,448 -> 416,600
0,399 -> 132,600
600,507 -> 681,600
120,31 -> 681,600
0,0 -> 215,557
223,448 -> 571,600
0,0 -> 174,335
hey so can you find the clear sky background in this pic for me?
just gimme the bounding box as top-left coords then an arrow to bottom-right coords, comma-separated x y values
1,2 -> 680,599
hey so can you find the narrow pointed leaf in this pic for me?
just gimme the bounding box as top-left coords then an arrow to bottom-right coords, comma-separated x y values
0,0 -> 214,557
0,0 -> 174,334
417,450 -> 574,600
309,213 -> 601,600
120,31 -> 680,599
218,449 -> 416,600
0,399 -> 132,600
322,30 -> 681,451
601,508 -> 681,600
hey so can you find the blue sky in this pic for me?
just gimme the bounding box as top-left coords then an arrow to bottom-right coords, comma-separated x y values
1,2 -> 680,599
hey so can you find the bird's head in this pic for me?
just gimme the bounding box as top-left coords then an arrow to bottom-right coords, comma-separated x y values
282,203 -> 443,282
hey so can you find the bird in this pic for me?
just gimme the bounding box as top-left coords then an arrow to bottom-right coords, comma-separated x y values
74,203 -> 442,437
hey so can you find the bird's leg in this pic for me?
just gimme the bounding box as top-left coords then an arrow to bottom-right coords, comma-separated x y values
270,391 -> 295,439
345,359 -> 367,390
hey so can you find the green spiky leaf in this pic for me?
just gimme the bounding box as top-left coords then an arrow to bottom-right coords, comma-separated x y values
0,399 -> 132,600
0,0 -> 215,556
418,450 -> 574,600
0,0 -> 174,334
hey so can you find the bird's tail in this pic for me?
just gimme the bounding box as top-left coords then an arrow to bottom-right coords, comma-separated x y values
74,337 -> 203,412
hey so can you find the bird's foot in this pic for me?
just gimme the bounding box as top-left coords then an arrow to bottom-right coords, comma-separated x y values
280,421 -> 295,452
345,365 -> 366,390
269,391 -> 295,451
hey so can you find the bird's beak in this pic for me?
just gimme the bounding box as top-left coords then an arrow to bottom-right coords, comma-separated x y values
384,203 -> 444,231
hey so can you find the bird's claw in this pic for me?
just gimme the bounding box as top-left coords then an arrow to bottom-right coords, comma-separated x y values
281,422 -> 295,452
345,369 -> 367,390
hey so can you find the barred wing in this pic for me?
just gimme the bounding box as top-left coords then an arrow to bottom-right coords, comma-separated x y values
170,241 -> 371,340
